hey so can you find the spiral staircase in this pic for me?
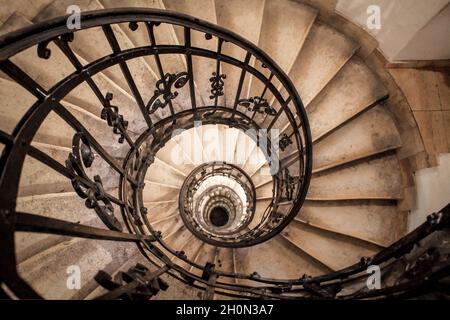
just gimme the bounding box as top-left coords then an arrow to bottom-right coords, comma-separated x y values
0,0 -> 449,300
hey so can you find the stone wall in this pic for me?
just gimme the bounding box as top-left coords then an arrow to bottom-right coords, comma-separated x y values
389,67 -> 450,162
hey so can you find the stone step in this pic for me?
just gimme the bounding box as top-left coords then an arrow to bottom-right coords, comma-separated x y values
18,237 -> 138,299
152,213 -> 184,238
155,136 -> 197,176
190,243 -> 217,277
18,155 -> 73,197
144,200 -> 178,223
176,236 -> 203,271
34,0 -> 157,109
170,125 -> 205,166
18,140 -> 120,197
234,236 -> 329,284
162,0 -> 218,107
282,221 -> 380,271
0,0 -> 52,25
145,157 -> 186,188
267,57 -> 388,138
250,162 -> 272,184
100,0 -> 197,115
249,198 -> 272,229
287,21 -> 358,107
1,12 -> 147,132
214,247 -> 235,282
164,225 -> 193,254
0,12 -> 75,87
313,105 -> 402,172
15,190 -> 118,261
297,200 -> 406,247
214,0 -> 265,105
248,0 -> 317,104
64,101 -> 133,158
233,129 -> 259,168
255,182 -> 272,200
308,154 -> 403,200
0,77 -> 39,135
307,57 -> 389,141
219,124 -> 240,163
201,124 -> 223,162
1,21 -> 147,139
142,183 -> 179,202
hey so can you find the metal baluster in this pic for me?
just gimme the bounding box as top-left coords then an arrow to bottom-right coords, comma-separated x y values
146,22 -> 176,124
102,25 -> 153,129
184,27 -> 197,118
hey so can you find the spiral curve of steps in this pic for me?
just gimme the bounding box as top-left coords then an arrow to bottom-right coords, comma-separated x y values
0,0 -> 414,299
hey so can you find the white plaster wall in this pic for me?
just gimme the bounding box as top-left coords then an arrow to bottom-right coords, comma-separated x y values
396,3 -> 450,60
408,153 -> 450,231
335,0 -> 450,61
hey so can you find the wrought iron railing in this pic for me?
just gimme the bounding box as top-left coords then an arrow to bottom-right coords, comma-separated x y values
0,9 -> 448,300
178,162 -> 257,247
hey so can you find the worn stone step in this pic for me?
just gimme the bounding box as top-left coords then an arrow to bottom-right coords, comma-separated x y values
155,135 -> 197,176
313,105 -> 402,172
144,200 -> 178,223
190,243 -> 217,277
142,183 -> 179,202
163,225 -> 192,254
0,77 -> 38,135
14,191 -> 113,263
1,12 -> 147,133
152,213 -> 184,239
18,155 -> 73,197
162,0 -> 218,107
234,236 -> 329,284
18,138 -> 120,197
0,12 -> 75,88
176,236 -> 203,271
308,154 -> 403,200
18,237 -> 138,299
1,23 -> 147,141
34,0 -> 157,107
214,247 -> 235,281
287,21 -> 358,107
255,182 -> 273,200
282,221 -> 380,271
307,57 -> 388,141
248,0 -> 317,104
99,0 -> 183,75
100,0 -> 196,115
145,157 -> 186,188
267,57 -> 389,138
214,0 -> 265,105
297,200 -> 406,247
0,0 -> 52,26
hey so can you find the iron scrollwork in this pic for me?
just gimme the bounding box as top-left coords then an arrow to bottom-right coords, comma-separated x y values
146,72 -> 188,114
238,96 -> 276,116
101,92 -> 129,144
282,168 -> 295,201
209,72 -> 226,100
279,134 -> 292,151
66,133 -> 122,231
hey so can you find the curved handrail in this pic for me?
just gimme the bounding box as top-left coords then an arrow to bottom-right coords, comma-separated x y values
0,8 -> 313,299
